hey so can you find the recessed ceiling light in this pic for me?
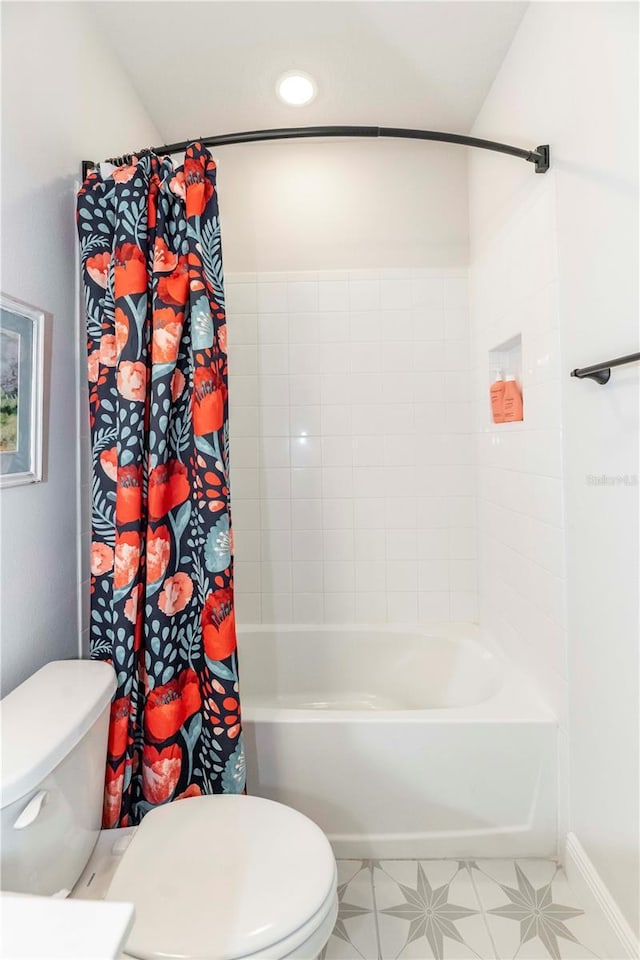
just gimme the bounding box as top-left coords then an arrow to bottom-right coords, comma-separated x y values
276,71 -> 317,107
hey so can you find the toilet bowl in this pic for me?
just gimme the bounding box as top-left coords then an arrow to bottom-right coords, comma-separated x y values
0,660 -> 338,960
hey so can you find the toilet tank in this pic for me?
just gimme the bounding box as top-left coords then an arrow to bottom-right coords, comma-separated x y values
0,660 -> 116,897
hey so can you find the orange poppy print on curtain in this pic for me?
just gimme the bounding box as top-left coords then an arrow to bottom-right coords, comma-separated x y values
77,143 -> 244,827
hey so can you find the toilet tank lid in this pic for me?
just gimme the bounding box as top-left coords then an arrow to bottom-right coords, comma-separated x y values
0,660 -> 116,809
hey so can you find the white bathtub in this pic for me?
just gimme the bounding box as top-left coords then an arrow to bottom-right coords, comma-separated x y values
239,624 -> 558,859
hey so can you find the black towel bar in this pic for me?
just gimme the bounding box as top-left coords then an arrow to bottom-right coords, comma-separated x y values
570,351 -> 640,385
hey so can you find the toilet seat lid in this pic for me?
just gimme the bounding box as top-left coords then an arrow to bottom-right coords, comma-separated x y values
106,795 -> 337,960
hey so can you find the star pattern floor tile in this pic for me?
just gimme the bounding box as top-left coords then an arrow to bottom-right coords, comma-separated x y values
317,859 -> 603,960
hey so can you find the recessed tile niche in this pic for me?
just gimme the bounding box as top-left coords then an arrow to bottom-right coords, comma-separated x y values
488,334 -> 523,423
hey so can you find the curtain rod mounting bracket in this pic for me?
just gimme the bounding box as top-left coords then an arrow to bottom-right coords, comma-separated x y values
533,144 -> 550,173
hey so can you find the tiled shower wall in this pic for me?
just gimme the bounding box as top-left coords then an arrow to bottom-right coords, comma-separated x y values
225,269 -> 477,625
470,176 -> 568,831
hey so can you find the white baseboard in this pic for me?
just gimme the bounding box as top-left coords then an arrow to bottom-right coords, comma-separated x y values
563,832 -> 639,960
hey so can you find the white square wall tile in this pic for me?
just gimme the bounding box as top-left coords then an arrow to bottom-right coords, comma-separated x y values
229,405 -> 259,437
354,529 -> 386,560
385,560 -> 418,592
380,276 -> 412,310
260,468 -> 291,500
229,343 -> 258,376
386,529 -> 417,561
321,373 -> 352,405
290,374 -> 321,406
418,559 -> 450,591
259,437 -> 290,469
287,281 -> 318,313
257,282 -> 288,313
289,342 -> 321,375
322,498 -> 354,529
292,593 -> 324,623
292,498 -> 322,530
234,561 -> 261,594
411,277 -> 443,310
323,561 -> 355,593
233,529 -> 261,562
289,312 -> 319,344
350,310 -> 381,342
450,591 -> 478,620
324,593 -> 355,623
231,437 -> 259,468
260,592 -> 293,623
323,529 -> 355,561
322,437 -> 353,467
320,342 -> 350,373
449,559 -> 477,592
235,593 -> 261,624
292,561 -> 323,594
349,279 -> 380,312
355,593 -> 387,623
259,342 -> 289,375
318,280 -> 349,312
417,529 -> 450,559
355,561 -> 386,592
322,467 -> 353,499
260,405 -> 289,437
261,561 -> 292,593
386,592 -> 418,623
260,530 -> 291,562
444,277 -> 469,310
230,375 -> 259,405
321,405 -> 352,436
418,591 -> 450,621
260,498 -> 291,530
292,530 -> 324,561
230,468 -> 259,500
258,313 -> 288,343
291,467 -> 322,499
231,498 -> 260,531
226,282 -> 258,315
354,497 -> 385,530
260,375 -> 289,406
353,436 -> 379,466
449,527 -> 477,559
291,436 -> 321,468
291,404 -> 321,437
227,313 -> 257,345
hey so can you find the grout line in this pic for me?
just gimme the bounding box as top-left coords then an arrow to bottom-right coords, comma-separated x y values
466,862 -> 501,960
368,860 -> 384,960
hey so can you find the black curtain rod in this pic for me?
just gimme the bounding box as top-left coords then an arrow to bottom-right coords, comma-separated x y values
81,126 -> 550,180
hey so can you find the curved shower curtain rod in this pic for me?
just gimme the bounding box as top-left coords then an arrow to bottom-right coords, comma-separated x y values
81,126 -> 550,180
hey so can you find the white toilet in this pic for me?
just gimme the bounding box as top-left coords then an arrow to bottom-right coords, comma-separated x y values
0,660 -> 338,959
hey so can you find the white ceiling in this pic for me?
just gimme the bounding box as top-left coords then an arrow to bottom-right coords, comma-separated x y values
88,2 -> 527,148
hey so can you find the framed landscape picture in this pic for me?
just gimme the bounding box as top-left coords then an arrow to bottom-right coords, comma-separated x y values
0,295 -> 45,487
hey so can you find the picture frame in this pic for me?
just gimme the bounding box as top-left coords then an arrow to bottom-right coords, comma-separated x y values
0,294 -> 45,488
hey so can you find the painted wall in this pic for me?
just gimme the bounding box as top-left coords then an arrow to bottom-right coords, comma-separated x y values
214,139 -> 469,272
226,268 -> 476,625
0,2 -> 161,695
469,1 -> 639,934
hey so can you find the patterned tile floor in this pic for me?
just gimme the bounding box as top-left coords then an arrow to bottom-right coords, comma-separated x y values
319,860 -> 602,960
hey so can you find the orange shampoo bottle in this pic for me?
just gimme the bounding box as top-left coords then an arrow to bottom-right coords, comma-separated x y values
503,374 -> 523,422
490,370 -> 505,423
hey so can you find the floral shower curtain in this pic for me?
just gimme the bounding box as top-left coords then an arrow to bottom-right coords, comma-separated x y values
77,142 -> 244,828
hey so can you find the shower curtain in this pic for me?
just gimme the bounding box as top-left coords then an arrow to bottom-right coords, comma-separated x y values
77,142 -> 244,827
